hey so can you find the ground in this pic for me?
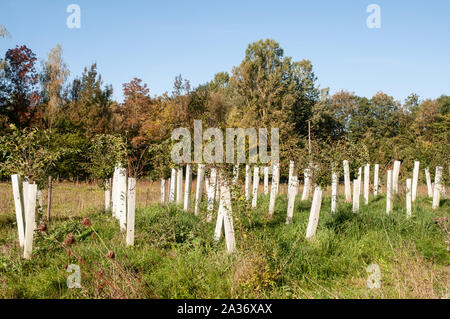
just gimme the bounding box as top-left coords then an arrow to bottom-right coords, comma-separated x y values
0,181 -> 449,298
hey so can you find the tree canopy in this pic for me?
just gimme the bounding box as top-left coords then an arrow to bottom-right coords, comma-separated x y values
0,39 -> 448,186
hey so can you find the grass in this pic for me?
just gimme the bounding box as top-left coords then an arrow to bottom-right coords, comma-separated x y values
0,181 -> 449,299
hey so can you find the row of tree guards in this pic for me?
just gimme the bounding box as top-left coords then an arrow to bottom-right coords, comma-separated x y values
9,164 -> 138,260
10,160 -> 447,258
155,160 -> 446,254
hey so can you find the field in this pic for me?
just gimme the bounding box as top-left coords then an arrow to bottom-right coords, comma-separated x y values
1,0 -> 449,305
0,180 -> 449,299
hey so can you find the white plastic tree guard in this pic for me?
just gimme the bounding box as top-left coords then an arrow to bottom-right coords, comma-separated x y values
432,166 -> 443,210
160,178 -> 166,206
343,160 -> 352,202
352,178 -> 360,213
288,161 -> 294,186
244,164 -> 252,201
373,164 -> 380,196
194,164 -> 205,215
406,178 -> 412,218
11,174 -> 25,247
221,179 -> 236,254
111,168 -> 116,217
169,168 -> 176,203
206,168 -> 216,222
386,170 -> 393,214
23,180 -> 29,219
331,171 -> 338,213
126,177 -> 136,246
425,167 -> 433,198
23,183 -> 37,259
301,167 -> 312,201
364,164 -> 370,205
306,186 -> 323,240
286,175 -> 298,224
118,168 -> 127,232
176,167 -> 183,205
392,160 -> 401,194
252,166 -> 260,208
263,166 -> 269,195
268,163 -> 280,217
184,164 -> 192,211
412,161 -> 420,202
112,166 -> 119,218
214,174 -> 236,254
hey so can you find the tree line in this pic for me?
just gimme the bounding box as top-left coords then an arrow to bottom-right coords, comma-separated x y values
0,39 -> 448,188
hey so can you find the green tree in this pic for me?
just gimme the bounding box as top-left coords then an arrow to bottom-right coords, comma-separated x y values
229,39 -> 318,131
0,125 -> 64,188
188,71 -> 232,128
227,39 -> 319,167
40,44 -> 70,130
66,64 -> 114,136
86,134 -> 127,188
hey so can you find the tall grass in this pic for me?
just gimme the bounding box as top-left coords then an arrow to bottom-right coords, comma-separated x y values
0,181 -> 448,299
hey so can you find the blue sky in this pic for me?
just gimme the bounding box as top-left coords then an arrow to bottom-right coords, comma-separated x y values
1,0 -> 449,103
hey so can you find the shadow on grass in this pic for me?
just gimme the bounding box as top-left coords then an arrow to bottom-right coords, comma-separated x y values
371,195 -> 384,203
0,214 -> 15,227
324,208 -> 357,233
439,198 -> 449,207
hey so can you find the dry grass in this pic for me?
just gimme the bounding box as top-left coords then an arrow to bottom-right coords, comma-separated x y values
232,250 -> 277,297
1,177 -> 445,219
60,232 -> 152,299
0,177 -> 448,299
335,245 -> 450,299
0,180 -> 162,219
387,245 -> 449,298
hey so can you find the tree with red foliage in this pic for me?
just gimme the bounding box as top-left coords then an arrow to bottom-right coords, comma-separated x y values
0,45 -> 41,127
